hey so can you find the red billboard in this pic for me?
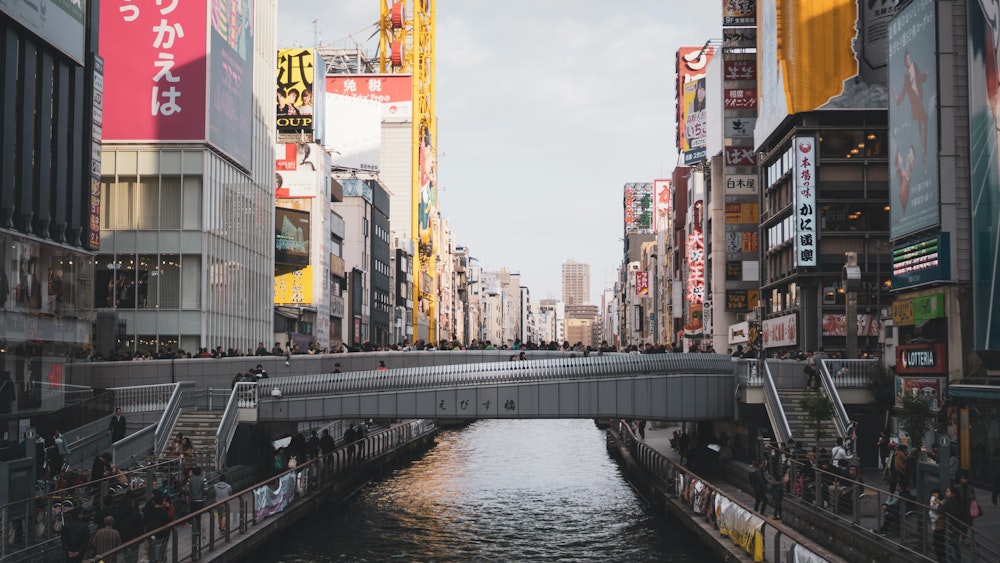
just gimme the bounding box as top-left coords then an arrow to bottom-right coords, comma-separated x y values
676,46 -> 714,150
326,75 -> 413,122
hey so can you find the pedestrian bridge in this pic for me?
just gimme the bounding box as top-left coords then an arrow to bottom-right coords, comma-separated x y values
257,353 -> 736,422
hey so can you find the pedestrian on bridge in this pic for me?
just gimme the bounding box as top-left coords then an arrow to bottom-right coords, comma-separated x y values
751,459 -> 770,515
345,425 -> 357,460
108,407 -> 127,442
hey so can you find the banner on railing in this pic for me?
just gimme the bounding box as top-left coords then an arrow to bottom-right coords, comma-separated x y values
714,496 -> 765,562
253,472 -> 297,519
791,544 -> 830,563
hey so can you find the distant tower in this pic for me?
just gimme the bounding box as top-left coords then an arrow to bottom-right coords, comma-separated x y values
562,260 -> 591,306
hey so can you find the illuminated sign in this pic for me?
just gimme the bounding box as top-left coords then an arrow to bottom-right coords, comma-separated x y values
892,234 -> 951,290
793,136 -> 817,266
686,230 -> 705,304
635,271 -> 649,298
725,289 -> 759,312
896,343 -> 947,375
654,179 -> 672,232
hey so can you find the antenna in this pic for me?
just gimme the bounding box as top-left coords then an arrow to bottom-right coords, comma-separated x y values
312,19 -> 319,47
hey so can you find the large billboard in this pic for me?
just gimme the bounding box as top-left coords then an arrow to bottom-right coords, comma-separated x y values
275,143 -> 323,199
99,0 -> 254,169
755,0 -> 898,146
275,208 -> 310,266
623,182 -> 654,235
967,0 -> 1000,349
1,0 -> 85,64
325,94 -> 382,171
274,265 -> 314,305
682,78 -> 708,164
888,0 -> 939,239
676,47 -> 714,154
418,124 -> 437,257
277,48 -> 324,144
326,75 -> 413,123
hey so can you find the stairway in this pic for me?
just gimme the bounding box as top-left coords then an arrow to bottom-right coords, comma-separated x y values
776,388 -> 841,450
170,410 -> 224,471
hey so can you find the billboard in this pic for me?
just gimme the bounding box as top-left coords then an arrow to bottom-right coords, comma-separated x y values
792,136 -> 818,267
889,0 -> 939,239
326,75 -> 413,122
277,48 -> 324,144
634,271 -> 649,298
325,95 -> 382,172
418,124 -> 437,257
967,0 -> 1000,349
682,78 -> 708,164
723,0 -> 756,27
762,313 -> 797,348
623,182 -> 654,235
1,0 -> 85,64
892,234 -> 951,290
676,47 -> 714,153
755,0 -> 898,146
274,265 -> 314,305
275,143 -> 322,199
100,0 -> 252,168
275,208 -> 310,266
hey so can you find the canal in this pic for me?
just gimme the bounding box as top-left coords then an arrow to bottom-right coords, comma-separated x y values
256,419 -> 715,562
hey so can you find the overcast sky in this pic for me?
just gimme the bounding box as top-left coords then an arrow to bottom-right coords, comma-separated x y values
279,1 -> 723,305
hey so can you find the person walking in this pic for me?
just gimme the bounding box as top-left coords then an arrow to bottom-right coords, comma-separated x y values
187,466 -> 207,513
213,473 -> 234,534
90,515 -> 122,559
107,407 -> 127,442
957,470 -> 979,540
751,459 -> 770,515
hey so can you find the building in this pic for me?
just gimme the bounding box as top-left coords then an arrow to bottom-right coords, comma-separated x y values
561,260 -> 590,305
97,1 -> 277,356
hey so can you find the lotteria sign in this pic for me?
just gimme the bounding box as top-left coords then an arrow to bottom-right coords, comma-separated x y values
896,342 -> 947,374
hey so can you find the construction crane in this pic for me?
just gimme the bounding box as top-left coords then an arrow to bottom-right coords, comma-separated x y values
379,0 -> 438,343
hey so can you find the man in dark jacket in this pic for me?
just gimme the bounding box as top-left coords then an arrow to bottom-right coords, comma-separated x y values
751,459 -> 770,515
108,408 -> 127,442
61,502 -> 90,562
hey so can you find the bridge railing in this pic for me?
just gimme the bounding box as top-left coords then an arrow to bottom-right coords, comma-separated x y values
216,382 -> 259,469
108,382 -> 177,414
154,382 -> 195,456
266,354 -> 736,399
761,361 -> 792,444
817,360 -> 849,441
92,420 -> 438,563
818,358 -> 879,388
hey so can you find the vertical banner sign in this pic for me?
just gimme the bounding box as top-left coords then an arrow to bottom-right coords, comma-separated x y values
676,47 -> 714,153
793,136 -> 817,267
635,271 -> 649,298
89,55 -> 104,251
276,49 -> 316,141
654,179 -> 672,232
208,0 -> 254,169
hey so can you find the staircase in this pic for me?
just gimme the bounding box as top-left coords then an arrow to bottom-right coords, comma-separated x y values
170,409 -> 224,471
777,388 -> 841,449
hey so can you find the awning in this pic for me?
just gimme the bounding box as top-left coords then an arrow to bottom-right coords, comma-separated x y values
948,384 -> 1000,400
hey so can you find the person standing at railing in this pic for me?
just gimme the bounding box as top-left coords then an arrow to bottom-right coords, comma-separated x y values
60,502 -> 90,563
751,458 -> 770,515
803,351 -> 819,390
213,473 -> 234,534
108,407 -> 127,442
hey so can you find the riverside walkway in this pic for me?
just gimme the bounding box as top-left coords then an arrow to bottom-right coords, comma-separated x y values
631,423 -> 1000,563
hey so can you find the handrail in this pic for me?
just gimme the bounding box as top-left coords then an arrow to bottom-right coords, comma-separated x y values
216,382 -> 258,469
817,359 -> 849,440
263,354 -> 736,400
154,382 -> 196,455
108,382 -> 177,414
761,361 -> 792,444
112,424 -> 156,467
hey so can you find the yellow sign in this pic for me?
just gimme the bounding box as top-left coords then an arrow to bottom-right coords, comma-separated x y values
274,266 -> 313,305
893,298 -> 914,326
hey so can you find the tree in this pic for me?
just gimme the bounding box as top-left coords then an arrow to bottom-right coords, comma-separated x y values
899,392 -> 934,452
799,389 -> 836,447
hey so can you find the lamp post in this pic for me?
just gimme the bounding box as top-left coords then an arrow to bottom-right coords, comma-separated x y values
875,240 -> 883,361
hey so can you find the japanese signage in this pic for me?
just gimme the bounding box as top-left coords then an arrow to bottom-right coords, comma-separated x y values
725,203 -> 759,224
654,179 -> 672,233
762,313 -> 797,349
274,265 -> 314,305
326,74 -> 413,122
277,48 -> 322,143
634,271 -> 649,298
624,182 -> 654,235
729,321 -> 750,344
723,27 -> 756,50
895,376 -> 944,410
99,0 -> 253,168
913,292 -> 945,322
821,314 -> 880,337
725,289 -> 759,312
896,343 -> 947,376
686,229 -> 705,304
724,88 -> 758,110
892,234 -> 951,290
89,55 -> 104,251
726,261 -> 743,281
726,231 -> 759,253
723,0 -> 756,26
888,0 -> 939,239
792,136 -> 818,267
725,174 -> 757,195
275,143 -> 322,199
892,298 -> 914,326
676,46 -> 714,154
724,118 -> 756,139
683,78 -> 708,164
326,94 -> 381,172
724,146 -> 756,167
1,0 -> 85,64
724,59 -> 757,82
275,208 -> 310,267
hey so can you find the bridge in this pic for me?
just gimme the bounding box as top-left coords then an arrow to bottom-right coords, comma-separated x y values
256,353 -> 737,422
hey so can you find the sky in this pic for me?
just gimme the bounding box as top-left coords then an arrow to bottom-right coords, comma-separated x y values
279,1 -> 723,305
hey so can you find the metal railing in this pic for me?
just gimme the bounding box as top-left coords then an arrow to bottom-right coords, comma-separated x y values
216,382 -> 259,470
263,354 -> 736,399
760,443 -> 1000,562
762,361 -> 792,444
0,457 -> 183,562
108,382 -> 177,414
154,382 -> 195,455
735,358 -> 763,387
819,358 -> 879,388
93,420 -> 438,563
817,360 -> 850,440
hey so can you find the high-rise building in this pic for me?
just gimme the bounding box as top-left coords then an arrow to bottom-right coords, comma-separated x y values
97,1 -> 278,356
562,260 -> 590,306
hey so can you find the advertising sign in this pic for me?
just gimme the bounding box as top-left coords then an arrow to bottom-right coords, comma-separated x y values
895,375 -> 945,410
821,313 -> 880,337
913,292 -> 945,322
326,75 -> 413,122
1,0 -> 85,64
723,27 -> 756,50
277,48 -> 320,142
762,313 -> 797,349
896,342 -> 947,375
893,298 -> 914,326
634,271 -> 649,298
729,321 -> 750,344
724,88 -> 757,110
892,234 -> 951,290
686,229 -> 705,304
888,0 -> 939,239
275,208 -> 310,266
275,143 -> 322,199
654,179 -> 672,233
100,0 -> 208,143
725,289 -> 759,312
683,78 -> 708,164
676,47 -> 714,152
725,203 -> 759,224
724,118 -> 756,138
274,265 -> 314,305
725,174 -> 757,195
624,182 -> 654,235
723,0 -> 757,26
325,94 -> 382,171
792,136 -> 818,267
724,146 -> 756,167
969,0 -> 1000,349
724,60 -> 757,82
208,0 -> 254,169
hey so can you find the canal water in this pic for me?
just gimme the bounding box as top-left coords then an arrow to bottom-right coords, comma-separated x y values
260,419 -> 714,562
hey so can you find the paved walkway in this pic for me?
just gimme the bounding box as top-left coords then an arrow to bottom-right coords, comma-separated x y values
638,423 -> 1000,560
